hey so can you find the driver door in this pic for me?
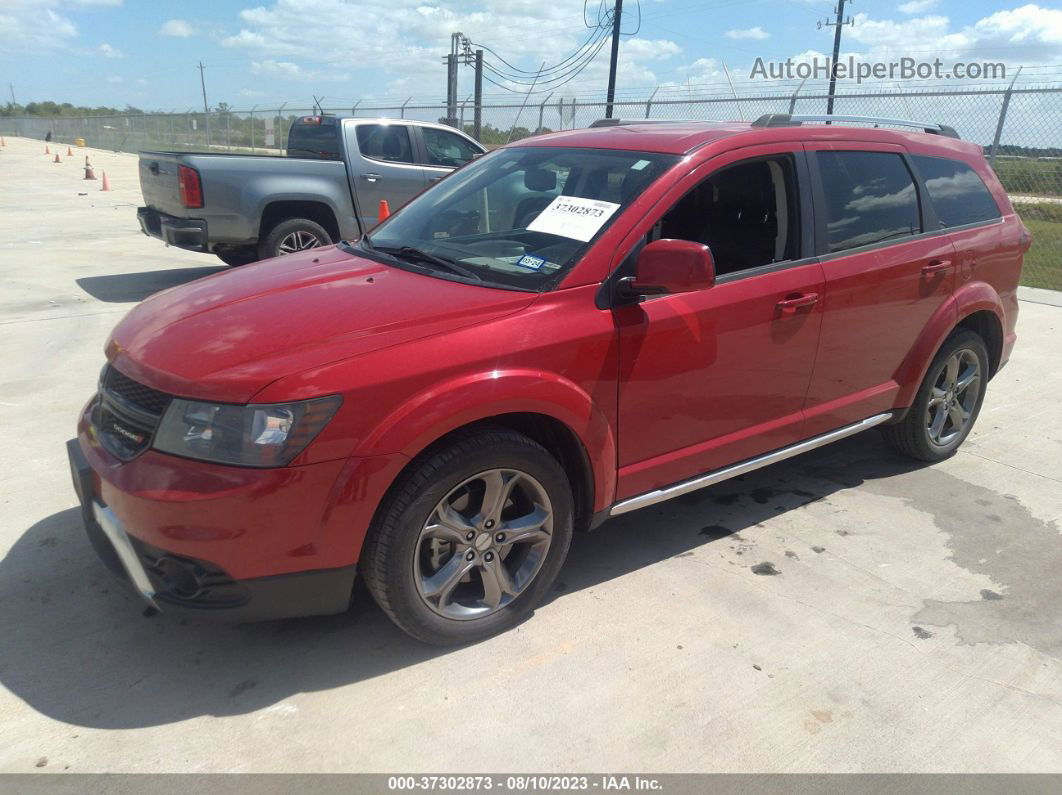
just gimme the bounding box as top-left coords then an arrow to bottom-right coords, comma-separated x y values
614,145 -> 826,501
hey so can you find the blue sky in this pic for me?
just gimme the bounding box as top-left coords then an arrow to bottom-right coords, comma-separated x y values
2,0 -> 1061,110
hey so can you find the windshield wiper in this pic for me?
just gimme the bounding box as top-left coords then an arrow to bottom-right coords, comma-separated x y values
375,245 -> 482,281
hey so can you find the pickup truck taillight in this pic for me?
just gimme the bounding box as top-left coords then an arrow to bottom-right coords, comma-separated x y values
178,165 -> 203,209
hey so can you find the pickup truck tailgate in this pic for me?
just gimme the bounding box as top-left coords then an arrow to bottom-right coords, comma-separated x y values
138,152 -> 187,216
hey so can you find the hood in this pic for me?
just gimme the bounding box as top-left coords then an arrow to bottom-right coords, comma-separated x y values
107,245 -> 536,402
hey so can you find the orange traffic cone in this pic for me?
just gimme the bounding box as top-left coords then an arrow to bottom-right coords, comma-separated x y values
84,158 -> 96,180
1,136 -> 5,146
67,146 -> 73,156
378,199 -> 391,222
53,153 -> 61,163
100,171 -> 111,191
45,145 -> 50,155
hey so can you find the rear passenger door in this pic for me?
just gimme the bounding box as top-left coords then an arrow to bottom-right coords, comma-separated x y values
345,122 -> 426,226
802,143 -> 957,435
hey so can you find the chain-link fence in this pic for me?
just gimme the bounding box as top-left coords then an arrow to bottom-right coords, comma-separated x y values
3,83 -> 1060,289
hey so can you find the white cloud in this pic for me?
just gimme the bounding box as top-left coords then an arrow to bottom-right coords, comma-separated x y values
0,7 -> 78,54
99,42 -> 122,58
835,4 -> 1062,66
136,78 -> 148,86
0,0 -> 120,56
221,0 -> 681,97
898,0 -> 937,13
106,75 -> 123,84
725,27 -> 769,40
159,19 -> 196,38
251,59 -> 305,78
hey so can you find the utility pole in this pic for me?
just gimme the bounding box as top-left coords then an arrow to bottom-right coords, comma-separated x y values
605,0 -> 623,119
8,83 -> 15,106
473,49 -> 483,140
197,61 -> 208,113
819,0 -> 853,118
443,32 -> 462,128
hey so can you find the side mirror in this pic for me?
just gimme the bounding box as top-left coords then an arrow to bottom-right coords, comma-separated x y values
624,239 -> 715,297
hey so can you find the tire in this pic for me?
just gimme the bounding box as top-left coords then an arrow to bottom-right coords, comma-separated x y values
360,427 -> 574,645
215,247 -> 259,267
258,218 -> 332,260
882,329 -> 989,462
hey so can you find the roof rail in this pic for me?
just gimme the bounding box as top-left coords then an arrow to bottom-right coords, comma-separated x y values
588,118 -> 717,128
750,113 -> 960,139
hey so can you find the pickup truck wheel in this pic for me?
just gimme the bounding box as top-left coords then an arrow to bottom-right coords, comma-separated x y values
215,247 -> 258,267
259,218 -> 331,260
360,428 -> 574,645
882,329 -> 989,462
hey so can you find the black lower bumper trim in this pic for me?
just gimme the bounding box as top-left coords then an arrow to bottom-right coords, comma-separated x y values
137,206 -> 208,252
67,438 -> 357,623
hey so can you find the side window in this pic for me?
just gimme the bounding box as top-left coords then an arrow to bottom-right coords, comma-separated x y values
912,155 -> 1001,228
815,151 -> 921,253
355,124 -> 414,164
652,155 -> 800,277
422,128 -> 481,167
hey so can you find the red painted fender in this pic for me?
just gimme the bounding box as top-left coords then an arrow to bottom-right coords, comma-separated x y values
353,369 -> 618,512
894,280 -> 1005,407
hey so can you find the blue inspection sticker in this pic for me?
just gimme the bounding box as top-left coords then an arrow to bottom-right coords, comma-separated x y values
516,254 -> 547,270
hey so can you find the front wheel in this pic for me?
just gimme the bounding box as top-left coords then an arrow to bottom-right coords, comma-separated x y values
882,329 -> 989,462
258,218 -> 332,260
360,428 -> 574,645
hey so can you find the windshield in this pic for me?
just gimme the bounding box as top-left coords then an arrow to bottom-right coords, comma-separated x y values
362,146 -> 678,290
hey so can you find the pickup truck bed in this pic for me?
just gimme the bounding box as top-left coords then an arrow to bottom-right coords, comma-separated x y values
136,115 -> 486,265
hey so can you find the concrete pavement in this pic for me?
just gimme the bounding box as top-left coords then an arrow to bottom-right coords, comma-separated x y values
1,135 -> 1060,773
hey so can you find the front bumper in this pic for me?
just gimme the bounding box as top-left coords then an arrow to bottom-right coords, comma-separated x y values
137,206 -> 208,252
67,437 -> 357,622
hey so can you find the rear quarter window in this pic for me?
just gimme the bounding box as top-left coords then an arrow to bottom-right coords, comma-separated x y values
912,155 -> 1001,228
815,151 -> 921,253
287,121 -> 342,160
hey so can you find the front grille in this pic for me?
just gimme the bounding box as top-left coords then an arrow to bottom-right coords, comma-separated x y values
103,365 -> 173,416
95,365 -> 174,461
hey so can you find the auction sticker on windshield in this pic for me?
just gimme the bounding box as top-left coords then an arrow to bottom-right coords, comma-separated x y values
527,196 -> 621,242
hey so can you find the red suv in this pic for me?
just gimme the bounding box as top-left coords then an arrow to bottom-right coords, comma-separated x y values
68,114 -> 1029,644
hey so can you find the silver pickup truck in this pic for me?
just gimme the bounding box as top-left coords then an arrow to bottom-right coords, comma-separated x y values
136,116 -> 485,265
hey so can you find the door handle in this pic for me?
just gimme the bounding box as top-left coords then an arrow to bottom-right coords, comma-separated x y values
922,258 -> 953,275
775,292 -> 820,313
362,173 -> 381,183
428,176 -> 442,183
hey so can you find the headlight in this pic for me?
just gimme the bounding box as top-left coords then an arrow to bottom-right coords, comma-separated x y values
153,396 -> 341,467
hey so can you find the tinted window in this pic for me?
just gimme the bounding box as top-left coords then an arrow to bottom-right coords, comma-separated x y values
422,127 -> 481,167
913,155 -> 1001,228
655,156 -> 800,276
286,121 -> 341,160
816,151 -> 921,253
356,124 -> 414,164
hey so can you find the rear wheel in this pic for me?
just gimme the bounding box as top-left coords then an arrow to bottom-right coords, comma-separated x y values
360,428 -> 573,645
258,218 -> 331,260
882,329 -> 989,462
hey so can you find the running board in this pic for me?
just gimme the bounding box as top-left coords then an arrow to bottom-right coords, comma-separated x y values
608,413 -> 893,516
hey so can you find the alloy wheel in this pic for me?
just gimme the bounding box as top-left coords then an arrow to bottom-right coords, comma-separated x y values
925,348 -> 981,447
277,230 -> 323,254
414,468 -> 553,620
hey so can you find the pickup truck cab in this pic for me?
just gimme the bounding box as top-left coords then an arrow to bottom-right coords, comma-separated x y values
73,114 -> 1028,644
136,116 -> 485,265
